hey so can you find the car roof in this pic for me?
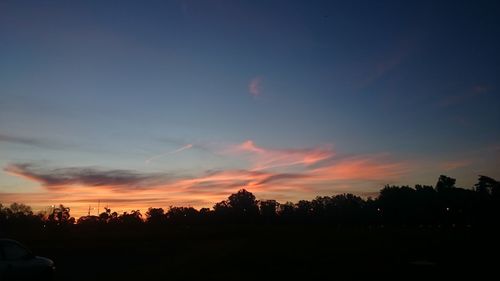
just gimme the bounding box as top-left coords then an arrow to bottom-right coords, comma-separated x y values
0,239 -> 23,244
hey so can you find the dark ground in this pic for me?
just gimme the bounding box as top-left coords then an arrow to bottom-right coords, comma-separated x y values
6,225 -> 500,280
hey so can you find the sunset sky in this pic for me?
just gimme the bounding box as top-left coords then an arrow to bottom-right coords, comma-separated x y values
1,0 -> 499,217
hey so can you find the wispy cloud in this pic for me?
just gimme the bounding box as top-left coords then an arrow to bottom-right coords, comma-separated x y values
0,133 -> 67,149
145,143 -> 193,164
360,38 -> 415,88
439,160 -> 471,171
248,76 -> 262,97
0,134 -> 40,146
308,155 -> 410,181
228,140 -> 334,170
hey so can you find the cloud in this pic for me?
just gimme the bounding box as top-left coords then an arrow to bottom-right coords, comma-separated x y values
236,140 -> 265,153
0,133 -> 81,152
228,140 -> 334,170
0,133 -> 66,149
360,42 -> 413,87
472,85 -> 489,94
438,85 -> 491,107
439,160 -> 470,171
248,76 -> 262,97
0,134 -> 40,146
308,155 -> 410,182
145,143 -> 193,164
3,142 -> 410,217
175,169 -> 309,191
3,163 -> 168,191
255,173 -> 309,186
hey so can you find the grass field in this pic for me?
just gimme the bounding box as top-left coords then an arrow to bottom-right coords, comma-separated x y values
5,225 -> 498,280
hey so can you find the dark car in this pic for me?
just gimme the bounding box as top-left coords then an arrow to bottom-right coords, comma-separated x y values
0,239 -> 55,280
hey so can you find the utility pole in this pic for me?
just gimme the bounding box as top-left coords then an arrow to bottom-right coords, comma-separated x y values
97,200 -> 100,216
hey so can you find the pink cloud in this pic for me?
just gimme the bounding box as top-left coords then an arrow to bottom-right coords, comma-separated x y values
228,140 -> 334,170
309,155 -> 410,181
237,140 -> 265,153
248,76 -> 262,97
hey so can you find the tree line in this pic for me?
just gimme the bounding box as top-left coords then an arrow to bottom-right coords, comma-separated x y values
1,175 -> 500,232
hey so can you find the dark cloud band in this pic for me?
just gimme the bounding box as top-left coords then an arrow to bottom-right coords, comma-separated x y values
4,163 -> 167,190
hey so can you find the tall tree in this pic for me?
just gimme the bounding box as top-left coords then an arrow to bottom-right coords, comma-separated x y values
227,189 -> 259,216
436,175 -> 456,192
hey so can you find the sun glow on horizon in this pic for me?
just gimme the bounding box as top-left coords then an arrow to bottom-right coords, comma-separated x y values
1,140 -> 414,218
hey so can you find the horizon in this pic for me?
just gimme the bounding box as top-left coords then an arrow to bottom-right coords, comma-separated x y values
0,175 -> 500,219
1,0 -> 500,218
0,173 -> 492,218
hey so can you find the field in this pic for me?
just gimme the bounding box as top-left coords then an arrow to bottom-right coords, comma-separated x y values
6,225 -> 499,280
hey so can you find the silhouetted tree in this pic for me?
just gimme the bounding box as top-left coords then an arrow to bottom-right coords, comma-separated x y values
146,207 -> 166,224
0,202 -> 43,234
213,199 -> 231,221
167,207 -> 199,224
227,189 -> 259,216
48,204 -> 75,225
378,185 -> 418,224
259,200 -> 279,222
475,175 -> 499,195
413,184 -> 439,224
77,215 -> 99,225
198,208 -> 212,222
295,200 -> 313,221
329,194 -> 365,224
213,189 -> 259,222
97,207 -> 112,223
436,175 -> 456,192
7,202 -> 33,217
278,201 -> 296,222
120,210 -> 143,225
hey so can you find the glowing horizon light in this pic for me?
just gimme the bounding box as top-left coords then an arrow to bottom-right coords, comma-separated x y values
1,140 -> 415,218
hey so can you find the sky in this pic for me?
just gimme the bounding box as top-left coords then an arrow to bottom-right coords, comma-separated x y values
1,0 -> 499,217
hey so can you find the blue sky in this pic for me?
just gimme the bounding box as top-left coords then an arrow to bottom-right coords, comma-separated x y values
1,0 -> 499,216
